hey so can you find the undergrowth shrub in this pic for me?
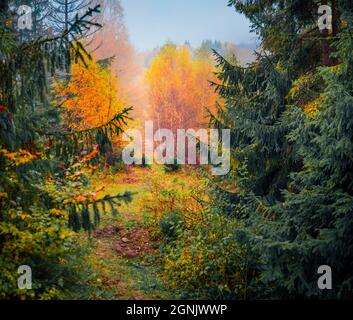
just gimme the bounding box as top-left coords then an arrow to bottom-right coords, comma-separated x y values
163,158 -> 182,173
143,167 -> 253,299
144,168 -> 207,231
162,213 -> 250,299
159,210 -> 185,241
0,207 -> 104,300
106,151 -> 125,172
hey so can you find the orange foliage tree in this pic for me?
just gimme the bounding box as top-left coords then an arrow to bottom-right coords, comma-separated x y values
145,43 -> 219,131
53,58 -> 126,130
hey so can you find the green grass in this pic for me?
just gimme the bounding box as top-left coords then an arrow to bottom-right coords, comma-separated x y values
77,165 -> 206,300
81,166 -> 174,300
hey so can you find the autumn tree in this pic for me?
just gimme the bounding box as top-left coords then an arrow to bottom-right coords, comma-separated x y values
53,57 -> 127,130
146,43 -> 219,132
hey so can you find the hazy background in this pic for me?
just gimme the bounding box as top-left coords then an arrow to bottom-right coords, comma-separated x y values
121,0 -> 256,52
89,0 -> 257,124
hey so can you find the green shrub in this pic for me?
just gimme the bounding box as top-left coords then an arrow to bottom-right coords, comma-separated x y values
162,213 -> 251,299
159,211 -> 185,241
0,207 -> 102,300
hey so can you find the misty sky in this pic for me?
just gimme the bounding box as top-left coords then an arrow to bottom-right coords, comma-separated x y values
121,0 -> 255,51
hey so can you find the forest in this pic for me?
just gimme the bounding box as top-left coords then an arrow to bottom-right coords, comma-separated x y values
0,0 -> 353,300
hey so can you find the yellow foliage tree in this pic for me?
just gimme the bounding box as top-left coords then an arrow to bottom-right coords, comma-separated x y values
53,58 -> 126,130
145,44 -> 219,131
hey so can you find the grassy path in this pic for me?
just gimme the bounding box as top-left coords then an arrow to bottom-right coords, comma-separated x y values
87,167 -> 171,300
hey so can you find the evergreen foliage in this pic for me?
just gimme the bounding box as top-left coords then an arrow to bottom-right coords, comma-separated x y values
210,0 -> 353,299
49,0 -> 93,34
0,1 -> 132,298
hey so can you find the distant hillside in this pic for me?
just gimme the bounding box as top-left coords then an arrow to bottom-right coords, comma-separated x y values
233,47 -> 256,66
142,40 -> 256,68
197,40 -> 256,66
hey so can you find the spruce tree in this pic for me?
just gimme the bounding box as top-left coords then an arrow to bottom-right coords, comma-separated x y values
265,9 -> 353,299
49,0 -> 93,34
211,0 -> 353,298
0,1 -> 131,299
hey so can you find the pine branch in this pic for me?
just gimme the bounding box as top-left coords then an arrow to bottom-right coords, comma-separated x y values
22,5 -> 102,48
47,106 -> 132,137
66,191 -> 135,232
45,107 -> 133,159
